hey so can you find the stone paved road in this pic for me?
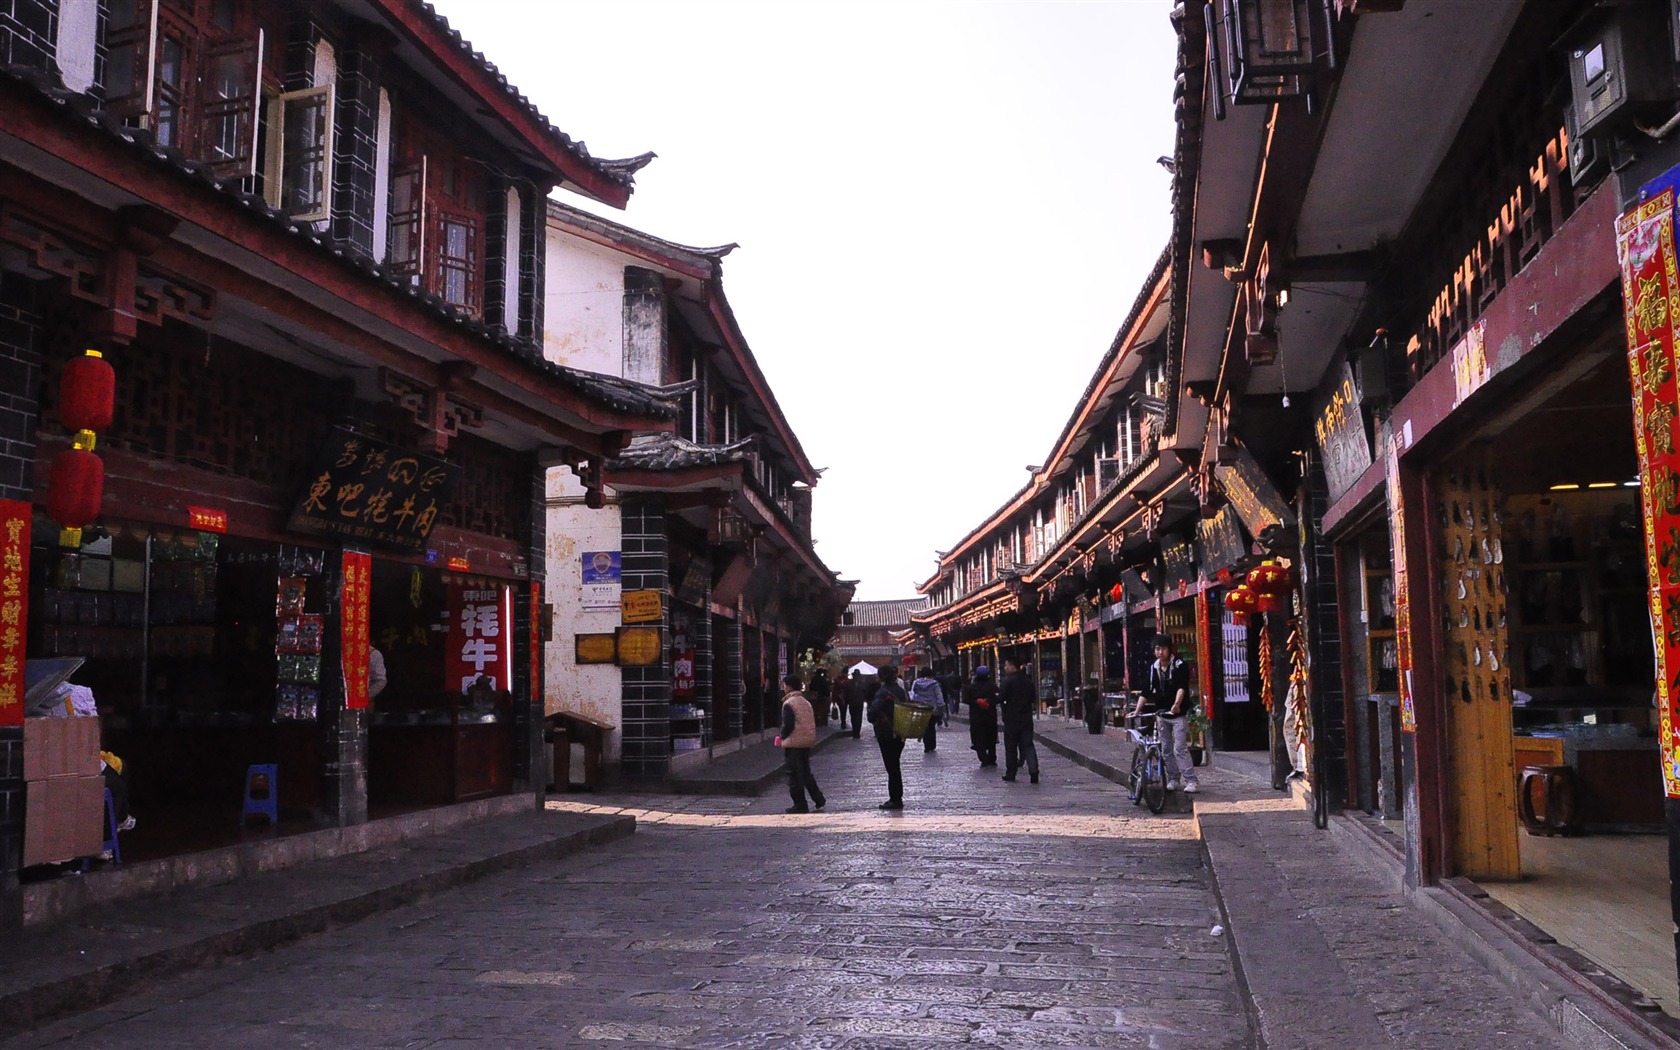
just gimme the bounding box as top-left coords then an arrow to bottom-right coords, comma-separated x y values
3,735 -> 1247,1049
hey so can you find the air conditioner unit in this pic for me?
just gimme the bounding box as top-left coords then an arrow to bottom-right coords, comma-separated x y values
1097,457 -> 1121,491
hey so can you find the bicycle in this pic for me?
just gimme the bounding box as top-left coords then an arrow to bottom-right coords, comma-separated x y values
1125,713 -> 1168,814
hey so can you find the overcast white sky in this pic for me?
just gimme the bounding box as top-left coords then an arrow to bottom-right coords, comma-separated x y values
431,0 -> 1180,600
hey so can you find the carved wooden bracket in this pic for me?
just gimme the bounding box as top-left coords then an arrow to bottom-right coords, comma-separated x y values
1244,241 -> 1279,366
381,366 -> 485,455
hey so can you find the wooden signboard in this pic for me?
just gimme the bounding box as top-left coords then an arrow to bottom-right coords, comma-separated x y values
1197,504 -> 1248,578
615,626 -> 662,666
621,589 -> 663,624
1214,446 -> 1295,549
287,428 -> 458,553
575,633 -> 617,665
1313,362 -> 1373,503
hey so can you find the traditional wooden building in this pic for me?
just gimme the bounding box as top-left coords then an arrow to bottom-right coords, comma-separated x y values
833,599 -> 926,670
1171,0 -> 1680,1027
543,202 -> 849,780
0,0 -> 680,917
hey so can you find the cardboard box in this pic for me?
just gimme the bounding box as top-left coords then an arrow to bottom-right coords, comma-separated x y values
22,774 -> 106,866
22,717 -> 102,781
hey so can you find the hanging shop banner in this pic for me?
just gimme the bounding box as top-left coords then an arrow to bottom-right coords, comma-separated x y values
1197,504 -> 1248,578
187,505 -> 228,533
341,550 -> 372,710
672,647 -> 696,697
621,588 -> 663,624
447,584 -> 512,693
289,428 -> 459,553
581,551 -> 621,610
675,555 -> 710,606
0,501 -> 29,725
1616,185 -> 1680,797
1313,362 -> 1373,503
1385,436 -> 1416,733
1449,320 -> 1492,409
1214,446 -> 1296,549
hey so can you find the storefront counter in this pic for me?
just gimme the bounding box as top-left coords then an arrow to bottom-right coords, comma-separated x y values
368,719 -> 513,805
1513,727 -> 1662,828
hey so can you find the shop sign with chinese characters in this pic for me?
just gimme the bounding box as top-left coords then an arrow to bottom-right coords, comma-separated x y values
1313,362 -> 1373,503
187,505 -> 228,533
288,428 -> 459,553
0,501 -> 29,725
447,585 -> 512,692
1616,184 -> 1680,797
341,551 -> 372,710
1385,435 -> 1416,734
621,589 -> 662,624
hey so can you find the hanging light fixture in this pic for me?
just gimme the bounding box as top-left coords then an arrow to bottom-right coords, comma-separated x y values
47,447 -> 104,548
47,348 -> 115,547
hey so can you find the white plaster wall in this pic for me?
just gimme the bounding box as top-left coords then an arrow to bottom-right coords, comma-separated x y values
542,227 -> 624,374
545,464 -> 624,761
55,0 -> 98,93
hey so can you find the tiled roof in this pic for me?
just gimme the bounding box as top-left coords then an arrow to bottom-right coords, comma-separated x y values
414,2 -> 653,193
608,434 -> 755,472
0,63 -> 678,421
847,599 -> 928,628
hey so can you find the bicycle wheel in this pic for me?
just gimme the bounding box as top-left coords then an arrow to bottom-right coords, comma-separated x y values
1142,748 -> 1167,814
1129,748 -> 1146,806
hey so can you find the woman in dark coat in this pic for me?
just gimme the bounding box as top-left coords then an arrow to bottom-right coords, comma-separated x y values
963,666 -> 1000,767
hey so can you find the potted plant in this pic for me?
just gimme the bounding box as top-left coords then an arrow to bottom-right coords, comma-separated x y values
1187,703 -> 1211,766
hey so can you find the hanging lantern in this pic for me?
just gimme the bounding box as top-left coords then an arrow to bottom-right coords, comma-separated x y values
1231,611 -> 1252,627
1246,558 -> 1294,596
1108,582 -> 1124,603
1224,586 -> 1257,616
59,349 -> 115,449
47,448 -> 104,547
1256,591 -> 1289,615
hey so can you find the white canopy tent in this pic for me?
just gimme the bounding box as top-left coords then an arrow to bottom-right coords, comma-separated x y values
847,660 -> 878,676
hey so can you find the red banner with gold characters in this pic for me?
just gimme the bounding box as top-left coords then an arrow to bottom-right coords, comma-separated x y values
1616,188 -> 1680,798
341,550 -> 372,710
0,501 -> 30,726
1386,436 -> 1416,734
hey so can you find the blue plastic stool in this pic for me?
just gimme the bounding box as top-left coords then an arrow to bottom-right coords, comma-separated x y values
242,763 -> 279,827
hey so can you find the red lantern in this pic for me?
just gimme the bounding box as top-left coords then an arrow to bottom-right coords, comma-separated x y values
47,448 -> 104,546
1224,586 -> 1257,616
1256,592 -> 1288,615
1231,611 -> 1251,627
1108,582 -> 1124,603
60,349 -> 115,438
1246,558 -> 1294,596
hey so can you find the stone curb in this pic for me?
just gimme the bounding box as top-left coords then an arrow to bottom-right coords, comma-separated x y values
0,812 -> 635,1037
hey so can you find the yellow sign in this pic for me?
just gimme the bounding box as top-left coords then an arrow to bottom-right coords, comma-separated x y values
622,589 -> 663,624
615,626 -> 662,666
574,633 -> 617,665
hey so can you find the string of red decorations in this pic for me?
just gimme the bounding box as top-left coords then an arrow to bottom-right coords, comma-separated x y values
46,348 -> 113,547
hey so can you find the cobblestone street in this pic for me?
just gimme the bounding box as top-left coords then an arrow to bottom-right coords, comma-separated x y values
5,736 -> 1242,1049
0,727 -> 1605,1049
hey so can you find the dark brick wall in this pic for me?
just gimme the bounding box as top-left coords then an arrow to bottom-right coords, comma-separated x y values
513,451 -> 543,789
619,500 -> 669,778
0,0 -> 57,70
482,176 -> 509,334
1303,456 -> 1348,810
723,618 -> 743,741
0,272 -> 40,904
331,40 -> 381,260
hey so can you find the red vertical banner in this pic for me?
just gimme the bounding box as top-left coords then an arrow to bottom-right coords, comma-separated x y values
1194,589 -> 1214,723
528,581 -> 542,707
1615,189 -> 1680,798
0,501 -> 30,726
447,584 -> 512,693
341,550 -> 372,710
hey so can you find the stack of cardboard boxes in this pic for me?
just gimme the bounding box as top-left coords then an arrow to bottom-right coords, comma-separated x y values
22,716 -> 105,866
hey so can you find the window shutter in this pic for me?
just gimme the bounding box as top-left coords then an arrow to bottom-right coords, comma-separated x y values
103,0 -> 159,125
196,29 -> 263,180
387,155 -> 426,281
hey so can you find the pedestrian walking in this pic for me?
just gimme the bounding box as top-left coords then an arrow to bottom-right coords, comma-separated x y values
1134,633 -> 1198,793
776,673 -> 826,813
963,666 -> 999,767
999,658 -> 1040,784
847,670 -> 870,739
908,666 -> 944,753
829,670 -> 850,731
809,666 -> 831,726
867,664 -> 909,809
